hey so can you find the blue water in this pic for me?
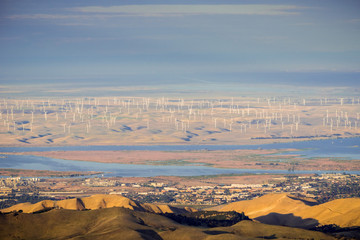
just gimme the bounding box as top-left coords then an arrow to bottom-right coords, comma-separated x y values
0,138 -> 358,177
0,154 -> 358,177
0,137 -> 359,159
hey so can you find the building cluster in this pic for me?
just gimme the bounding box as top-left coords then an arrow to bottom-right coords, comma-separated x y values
78,173 -> 360,205
0,177 -> 40,193
1,173 -> 359,208
0,177 -> 41,200
82,178 -> 122,187
121,174 -> 360,205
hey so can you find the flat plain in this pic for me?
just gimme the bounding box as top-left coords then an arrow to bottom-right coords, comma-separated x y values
1,96 -> 359,146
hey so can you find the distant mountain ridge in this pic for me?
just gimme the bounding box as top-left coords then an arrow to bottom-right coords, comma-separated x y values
0,194 -> 196,214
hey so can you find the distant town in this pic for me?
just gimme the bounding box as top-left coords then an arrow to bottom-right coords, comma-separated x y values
1,173 -> 359,209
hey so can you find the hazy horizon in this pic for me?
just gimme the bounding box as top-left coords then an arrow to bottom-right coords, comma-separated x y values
1,0 -> 360,93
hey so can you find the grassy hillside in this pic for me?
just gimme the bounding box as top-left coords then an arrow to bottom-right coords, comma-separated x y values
219,193 -> 313,218
0,194 -> 196,214
293,198 -> 360,227
2,193 -> 359,239
0,207 -> 334,240
219,193 -> 360,229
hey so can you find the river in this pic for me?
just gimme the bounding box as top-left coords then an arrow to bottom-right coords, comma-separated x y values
0,137 -> 359,177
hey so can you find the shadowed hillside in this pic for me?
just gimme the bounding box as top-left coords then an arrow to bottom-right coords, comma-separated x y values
218,193 -> 360,229
2,193 -> 359,239
293,198 -> 360,228
0,207 -> 334,240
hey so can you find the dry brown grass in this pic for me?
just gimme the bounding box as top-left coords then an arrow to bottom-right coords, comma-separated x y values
0,194 -> 196,214
218,193 -> 360,228
0,206 -> 335,240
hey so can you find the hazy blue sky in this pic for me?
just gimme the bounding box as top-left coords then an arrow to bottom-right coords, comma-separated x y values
1,0 -> 360,87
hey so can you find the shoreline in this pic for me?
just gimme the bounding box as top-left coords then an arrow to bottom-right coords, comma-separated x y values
2,148 -> 360,172
0,135 -> 357,148
0,168 -> 102,178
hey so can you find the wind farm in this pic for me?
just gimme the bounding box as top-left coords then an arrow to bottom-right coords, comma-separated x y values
1,95 -> 359,146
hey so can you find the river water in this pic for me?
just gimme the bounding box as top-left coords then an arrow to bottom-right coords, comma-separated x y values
0,138 -> 359,177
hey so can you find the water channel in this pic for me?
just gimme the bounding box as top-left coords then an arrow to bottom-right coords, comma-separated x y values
0,138 -> 359,177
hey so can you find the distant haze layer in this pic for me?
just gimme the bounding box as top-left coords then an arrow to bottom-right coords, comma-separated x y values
1,72 -> 359,97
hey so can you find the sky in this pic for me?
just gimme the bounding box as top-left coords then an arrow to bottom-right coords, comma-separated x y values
0,0 -> 360,88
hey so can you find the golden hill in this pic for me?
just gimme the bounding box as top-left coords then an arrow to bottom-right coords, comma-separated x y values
219,193 -> 313,218
293,197 -> 360,227
218,193 -> 360,228
0,194 -> 195,214
0,207 -> 334,240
